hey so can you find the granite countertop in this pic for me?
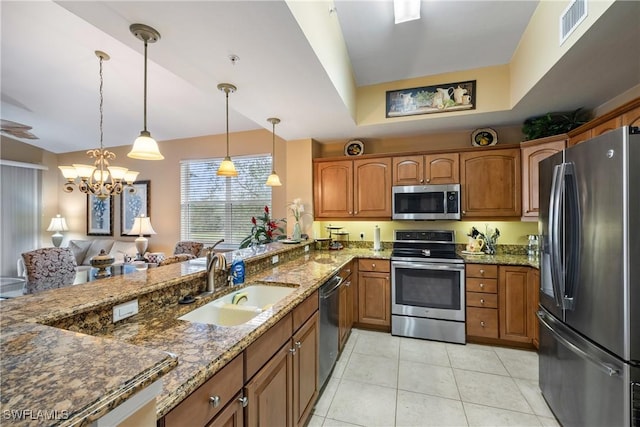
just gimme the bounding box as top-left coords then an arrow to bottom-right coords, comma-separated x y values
458,252 -> 539,269
0,242 -> 535,425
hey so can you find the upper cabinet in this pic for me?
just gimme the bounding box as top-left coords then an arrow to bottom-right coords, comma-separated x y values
314,157 -> 391,219
569,98 -> 640,146
622,104 -> 640,128
392,153 -> 459,185
460,148 -> 522,218
520,136 -> 567,219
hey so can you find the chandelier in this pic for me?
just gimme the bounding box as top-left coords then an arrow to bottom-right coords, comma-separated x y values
216,83 -> 238,177
59,51 -> 139,200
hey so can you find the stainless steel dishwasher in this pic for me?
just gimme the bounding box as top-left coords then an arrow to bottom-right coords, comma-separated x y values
318,273 -> 343,389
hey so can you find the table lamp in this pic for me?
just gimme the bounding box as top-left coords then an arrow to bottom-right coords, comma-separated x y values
46,214 -> 68,247
127,214 -> 156,260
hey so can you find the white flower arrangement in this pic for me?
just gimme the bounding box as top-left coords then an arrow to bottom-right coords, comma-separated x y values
288,198 -> 305,222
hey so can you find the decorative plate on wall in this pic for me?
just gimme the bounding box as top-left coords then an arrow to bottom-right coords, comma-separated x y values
344,140 -> 364,156
471,128 -> 498,147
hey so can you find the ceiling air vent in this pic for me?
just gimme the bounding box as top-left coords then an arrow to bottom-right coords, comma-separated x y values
559,0 -> 588,45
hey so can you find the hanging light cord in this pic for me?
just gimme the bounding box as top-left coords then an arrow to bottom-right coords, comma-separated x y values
99,54 -> 104,150
225,88 -> 230,157
142,38 -> 149,133
272,120 -> 276,159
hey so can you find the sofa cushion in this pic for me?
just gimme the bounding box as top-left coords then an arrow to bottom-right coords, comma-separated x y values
82,239 -> 115,265
68,240 -> 92,265
109,241 -> 138,264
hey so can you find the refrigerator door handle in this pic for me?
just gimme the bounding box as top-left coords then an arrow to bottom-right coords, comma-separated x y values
561,163 -> 580,311
549,163 -> 565,308
537,310 -> 620,377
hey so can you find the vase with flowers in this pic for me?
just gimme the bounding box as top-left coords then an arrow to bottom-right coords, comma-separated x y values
239,206 -> 286,249
288,198 -> 307,241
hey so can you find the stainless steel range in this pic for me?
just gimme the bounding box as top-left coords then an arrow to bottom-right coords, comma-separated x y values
391,230 -> 465,344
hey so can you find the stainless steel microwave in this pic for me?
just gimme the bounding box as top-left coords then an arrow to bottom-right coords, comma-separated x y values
392,184 -> 461,220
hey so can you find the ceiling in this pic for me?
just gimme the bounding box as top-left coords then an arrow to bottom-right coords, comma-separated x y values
1,1 -> 638,154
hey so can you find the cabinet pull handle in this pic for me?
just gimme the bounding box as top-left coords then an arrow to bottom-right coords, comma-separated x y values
479,283 -> 485,289
239,396 -> 248,408
345,281 -> 351,287
209,395 -> 221,408
289,347 -> 296,354
480,299 -> 485,304
480,321 -> 486,327
295,341 -> 302,348
480,269 -> 485,275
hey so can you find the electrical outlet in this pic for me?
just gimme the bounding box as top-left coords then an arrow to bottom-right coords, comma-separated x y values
113,299 -> 138,323
272,255 -> 279,264
304,244 -> 309,252
360,232 -> 365,240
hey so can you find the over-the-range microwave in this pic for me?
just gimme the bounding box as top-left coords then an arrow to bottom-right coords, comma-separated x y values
392,184 -> 461,220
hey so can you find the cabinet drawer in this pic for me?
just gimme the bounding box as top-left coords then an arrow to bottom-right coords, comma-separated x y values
466,307 -> 498,338
164,354 -> 243,427
466,278 -> 498,293
245,313 -> 292,381
293,291 -> 318,332
466,292 -> 498,308
466,264 -> 497,278
358,259 -> 390,273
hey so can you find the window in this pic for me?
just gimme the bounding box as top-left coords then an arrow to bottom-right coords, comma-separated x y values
1,161 -> 42,276
180,155 -> 272,247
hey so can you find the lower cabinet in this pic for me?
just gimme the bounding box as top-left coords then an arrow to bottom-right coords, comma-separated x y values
357,259 -> 391,330
244,299 -> 319,427
466,263 -> 539,348
207,392 -> 244,427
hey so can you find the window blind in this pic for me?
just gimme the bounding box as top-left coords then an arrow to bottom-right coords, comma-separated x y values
180,155 -> 272,247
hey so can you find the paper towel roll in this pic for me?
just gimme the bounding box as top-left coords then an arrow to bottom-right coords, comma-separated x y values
373,225 -> 381,251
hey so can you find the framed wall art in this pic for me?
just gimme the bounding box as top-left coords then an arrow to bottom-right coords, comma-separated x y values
120,180 -> 150,236
87,195 -> 113,236
386,80 -> 476,118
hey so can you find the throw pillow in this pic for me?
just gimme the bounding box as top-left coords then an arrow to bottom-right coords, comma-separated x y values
82,239 -> 115,265
68,240 -> 92,265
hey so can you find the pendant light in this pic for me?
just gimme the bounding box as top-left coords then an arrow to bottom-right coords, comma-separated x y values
128,23 -> 164,160
58,51 -> 139,200
216,83 -> 238,177
265,117 -> 282,186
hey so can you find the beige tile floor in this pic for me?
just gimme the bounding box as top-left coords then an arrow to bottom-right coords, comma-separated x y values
309,329 -> 560,427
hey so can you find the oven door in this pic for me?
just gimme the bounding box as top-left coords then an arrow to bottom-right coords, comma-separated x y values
391,260 -> 465,322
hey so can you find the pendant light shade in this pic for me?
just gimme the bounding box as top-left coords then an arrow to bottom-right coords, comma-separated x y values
217,83 -> 238,177
128,23 -> 164,161
265,117 -> 282,186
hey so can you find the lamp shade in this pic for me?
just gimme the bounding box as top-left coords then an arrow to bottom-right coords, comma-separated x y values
127,215 -> 157,236
128,132 -> 165,160
217,157 -> 238,177
46,214 -> 69,232
265,172 -> 282,186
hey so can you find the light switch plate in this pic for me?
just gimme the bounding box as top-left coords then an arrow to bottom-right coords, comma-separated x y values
113,299 -> 139,322
272,255 -> 279,264
304,245 -> 309,252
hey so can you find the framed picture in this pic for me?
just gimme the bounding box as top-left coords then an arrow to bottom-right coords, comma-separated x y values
87,195 -> 113,236
471,128 -> 498,147
386,80 -> 476,118
120,180 -> 150,236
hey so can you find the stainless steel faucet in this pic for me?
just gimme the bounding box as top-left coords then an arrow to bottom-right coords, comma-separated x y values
205,239 -> 226,293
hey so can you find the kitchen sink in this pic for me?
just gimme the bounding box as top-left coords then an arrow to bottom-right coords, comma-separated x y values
178,284 -> 297,326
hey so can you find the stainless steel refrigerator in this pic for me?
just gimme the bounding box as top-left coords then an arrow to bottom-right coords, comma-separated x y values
538,126 -> 640,427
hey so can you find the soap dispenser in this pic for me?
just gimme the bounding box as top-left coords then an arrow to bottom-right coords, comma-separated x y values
231,252 -> 245,285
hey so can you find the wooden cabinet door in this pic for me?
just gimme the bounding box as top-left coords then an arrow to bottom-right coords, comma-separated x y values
460,148 -> 521,218
592,116 -> 622,137
292,312 -> 318,427
357,271 -> 390,328
425,153 -> 459,184
207,393 -> 244,427
393,155 -> 423,185
353,157 -> 392,218
622,105 -> 640,128
314,161 -> 353,218
245,343 -> 293,427
498,266 -> 531,344
521,138 -> 566,218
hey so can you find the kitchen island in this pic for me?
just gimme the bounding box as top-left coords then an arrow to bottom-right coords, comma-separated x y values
0,242 -> 534,425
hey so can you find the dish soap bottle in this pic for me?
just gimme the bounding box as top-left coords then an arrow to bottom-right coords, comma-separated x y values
231,252 -> 245,285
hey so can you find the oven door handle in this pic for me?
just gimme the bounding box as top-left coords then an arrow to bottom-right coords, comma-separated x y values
391,261 -> 464,272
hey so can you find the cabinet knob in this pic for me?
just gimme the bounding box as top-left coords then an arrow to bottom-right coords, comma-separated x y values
238,396 -> 248,408
295,341 -> 302,348
345,280 -> 351,287
349,211 -> 353,215
479,283 -> 485,289
479,269 -> 485,275
480,321 -> 486,327
462,210 -> 466,215
209,395 -> 221,408
289,347 -> 296,354
372,263 -> 376,268
420,179 -> 424,183
354,211 -> 358,215
426,178 -> 430,183
480,299 -> 485,304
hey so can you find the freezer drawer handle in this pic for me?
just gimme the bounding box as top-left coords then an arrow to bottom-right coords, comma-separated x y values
537,311 -> 620,377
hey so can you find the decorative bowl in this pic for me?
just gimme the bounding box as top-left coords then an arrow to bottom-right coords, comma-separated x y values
90,249 -> 115,278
